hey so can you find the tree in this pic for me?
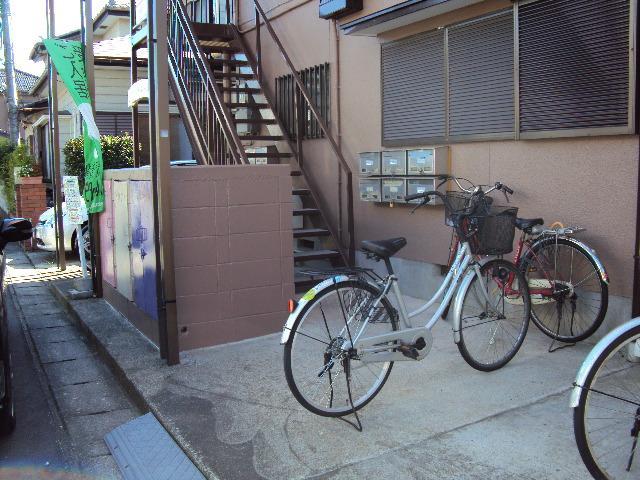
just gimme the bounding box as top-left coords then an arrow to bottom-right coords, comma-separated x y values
0,0 -> 18,145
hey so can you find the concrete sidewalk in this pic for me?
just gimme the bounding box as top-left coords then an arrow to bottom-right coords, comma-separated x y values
47,267 -> 598,479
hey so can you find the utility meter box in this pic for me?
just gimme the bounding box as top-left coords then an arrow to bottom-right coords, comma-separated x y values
406,178 -> 439,205
381,150 -> 406,176
382,178 -> 406,203
359,178 -> 381,202
359,152 -> 381,176
407,147 -> 448,175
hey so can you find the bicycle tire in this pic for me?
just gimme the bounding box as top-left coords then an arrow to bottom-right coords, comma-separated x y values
520,237 -> 608,343
573,324 -> 640,479
284,280 -> 397,417
457,259 -> 530,372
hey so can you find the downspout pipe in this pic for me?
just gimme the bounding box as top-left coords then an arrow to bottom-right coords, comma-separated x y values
633,1 -> 640,318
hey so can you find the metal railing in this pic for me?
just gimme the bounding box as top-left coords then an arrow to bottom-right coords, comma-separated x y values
248,0 -> 355,264
167,0 -> 248,165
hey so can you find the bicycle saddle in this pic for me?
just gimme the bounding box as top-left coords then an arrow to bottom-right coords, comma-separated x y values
361,237 -> 407,258
515,218 -> 544,232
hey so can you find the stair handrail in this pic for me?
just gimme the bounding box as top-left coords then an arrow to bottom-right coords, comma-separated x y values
252,0 -> 356,264
168,0 -> 249,164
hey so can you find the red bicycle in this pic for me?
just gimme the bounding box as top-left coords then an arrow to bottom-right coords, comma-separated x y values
441,175 -> 609,344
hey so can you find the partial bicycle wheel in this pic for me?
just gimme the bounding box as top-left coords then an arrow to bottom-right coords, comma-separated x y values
574,324 -> 640,479
284,280 -> 397,417
458,259 -> 530,372
520,237 -> 608,343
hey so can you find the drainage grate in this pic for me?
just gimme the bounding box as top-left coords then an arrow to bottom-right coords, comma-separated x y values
105,413 -> 205,480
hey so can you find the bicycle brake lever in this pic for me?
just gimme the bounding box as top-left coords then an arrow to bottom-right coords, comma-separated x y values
410,198 -> 428,214
503,190 -> 510,203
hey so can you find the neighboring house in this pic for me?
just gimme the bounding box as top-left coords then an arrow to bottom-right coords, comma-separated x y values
22,1 -> 191,201
0,68 -> 39,139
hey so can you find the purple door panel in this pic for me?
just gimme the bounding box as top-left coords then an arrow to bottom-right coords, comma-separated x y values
139,181 -> 157,320
100,180 -> 116,287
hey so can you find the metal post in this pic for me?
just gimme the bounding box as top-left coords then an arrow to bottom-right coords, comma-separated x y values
81,0 -> 102,297
149,0 -> 180,365
130,0 -> 140,167
46,0 -> 66,271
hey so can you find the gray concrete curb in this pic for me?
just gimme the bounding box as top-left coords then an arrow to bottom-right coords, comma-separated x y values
49,281 -> 217,480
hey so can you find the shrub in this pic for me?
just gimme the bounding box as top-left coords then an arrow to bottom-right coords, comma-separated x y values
0,141 -> 39,212
63,134 -> 135,190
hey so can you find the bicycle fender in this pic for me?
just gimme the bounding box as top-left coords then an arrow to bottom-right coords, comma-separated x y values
280,275 -> 350,344
569,317 -> 640,408
530,236 -> 609,285
451,268 -> 477,344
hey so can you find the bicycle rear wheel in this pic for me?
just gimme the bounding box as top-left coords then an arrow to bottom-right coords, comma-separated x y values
574,324 -> 640,479
457,259 -> 530,372
284,280 -> 397,417
520,237 -> 608,343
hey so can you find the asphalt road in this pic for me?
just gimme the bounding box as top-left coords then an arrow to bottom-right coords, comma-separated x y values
0,279 -> 77,476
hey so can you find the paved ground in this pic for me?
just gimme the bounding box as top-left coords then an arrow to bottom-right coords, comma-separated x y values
1,246 -> 141,479
50,261 -> 600,479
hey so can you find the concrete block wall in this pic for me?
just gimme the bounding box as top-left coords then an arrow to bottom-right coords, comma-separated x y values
15,176 -> 47,250
172,165 -> 294,350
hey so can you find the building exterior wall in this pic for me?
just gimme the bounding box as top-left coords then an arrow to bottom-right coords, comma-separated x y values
236,0 -> 638,308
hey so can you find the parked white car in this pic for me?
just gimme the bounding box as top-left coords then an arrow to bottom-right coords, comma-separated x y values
34,203 -> 90,257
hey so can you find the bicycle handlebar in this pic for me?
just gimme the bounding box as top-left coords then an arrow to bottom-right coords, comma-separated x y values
438,175 -> 514,197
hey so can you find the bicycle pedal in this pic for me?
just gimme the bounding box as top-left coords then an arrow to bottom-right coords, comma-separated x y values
398,337 -> 428,360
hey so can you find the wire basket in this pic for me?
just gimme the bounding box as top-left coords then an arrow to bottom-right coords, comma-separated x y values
444,191 -> 493,226
466,206 -> 518,255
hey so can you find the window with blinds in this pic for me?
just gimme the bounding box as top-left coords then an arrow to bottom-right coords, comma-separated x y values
382,30 -> 445,145
95,112 -> 134,136
519,0 -> 631,133
448,12 -> 514,137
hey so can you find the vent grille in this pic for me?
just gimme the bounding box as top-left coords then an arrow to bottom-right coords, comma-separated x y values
519,0 -> 630,132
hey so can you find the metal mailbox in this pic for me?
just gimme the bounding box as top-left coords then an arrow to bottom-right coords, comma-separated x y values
406,178 -> 439,205
359,152 -> 381,176
407,147 -> 448,175
359,178 -> 381,202
382,178 -> 406,203
381,150 -> 406,176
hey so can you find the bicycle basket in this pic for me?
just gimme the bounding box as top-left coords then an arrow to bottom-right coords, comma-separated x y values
444,191 -> 493,227
466,206 -> 518,255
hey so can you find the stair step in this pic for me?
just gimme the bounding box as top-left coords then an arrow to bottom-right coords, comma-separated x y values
192,23 -> 235,41
293,208 -> 320,216
294,249 -> 341,262
245,151 -> 292,158
222,87 -> 262,94
293,228 -> 331,238
227,102 -> 270,109
234,118 -> 277,125
292,188 -> 311,196
201,44 -> 242,54
294,276 -> 319,291
240,135 -> 284,141
215,72 -> 255,80
211,58 -> 250,67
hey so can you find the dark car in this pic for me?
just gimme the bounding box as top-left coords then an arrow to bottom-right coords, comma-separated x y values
0,218 -> 34,435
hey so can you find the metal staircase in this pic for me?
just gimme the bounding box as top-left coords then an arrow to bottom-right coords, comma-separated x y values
165,0 -> 355,290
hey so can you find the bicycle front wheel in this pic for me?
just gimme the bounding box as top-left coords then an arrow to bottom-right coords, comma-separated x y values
574,325 -> 640,479
284,280 -> 397,417
458,259 -> 530,372
521,237 -> 608,343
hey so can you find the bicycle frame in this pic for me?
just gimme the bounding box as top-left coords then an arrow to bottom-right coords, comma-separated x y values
344,241 -> 497,364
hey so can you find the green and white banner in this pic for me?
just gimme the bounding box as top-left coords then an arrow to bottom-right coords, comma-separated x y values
44,39 -> 104,214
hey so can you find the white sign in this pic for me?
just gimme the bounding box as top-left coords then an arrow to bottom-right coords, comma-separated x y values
63,176 -> 88,225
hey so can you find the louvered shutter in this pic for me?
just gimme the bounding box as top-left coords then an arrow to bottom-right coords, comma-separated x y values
448,12 -> 514,136
519,0 -> 631,132
382,30 -> 445,145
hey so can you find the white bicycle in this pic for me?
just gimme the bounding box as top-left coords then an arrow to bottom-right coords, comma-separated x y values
572,318 -> 640,479
282,181 -> 531,420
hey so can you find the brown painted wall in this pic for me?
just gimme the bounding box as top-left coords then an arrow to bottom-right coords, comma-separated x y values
238,0 -> 639,298
172,165 -> 294,350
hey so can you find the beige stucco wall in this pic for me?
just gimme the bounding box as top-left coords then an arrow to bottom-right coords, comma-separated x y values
237,0 -> 639,299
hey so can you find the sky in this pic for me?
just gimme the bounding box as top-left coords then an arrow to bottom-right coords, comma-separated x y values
10,0 -> 112,76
